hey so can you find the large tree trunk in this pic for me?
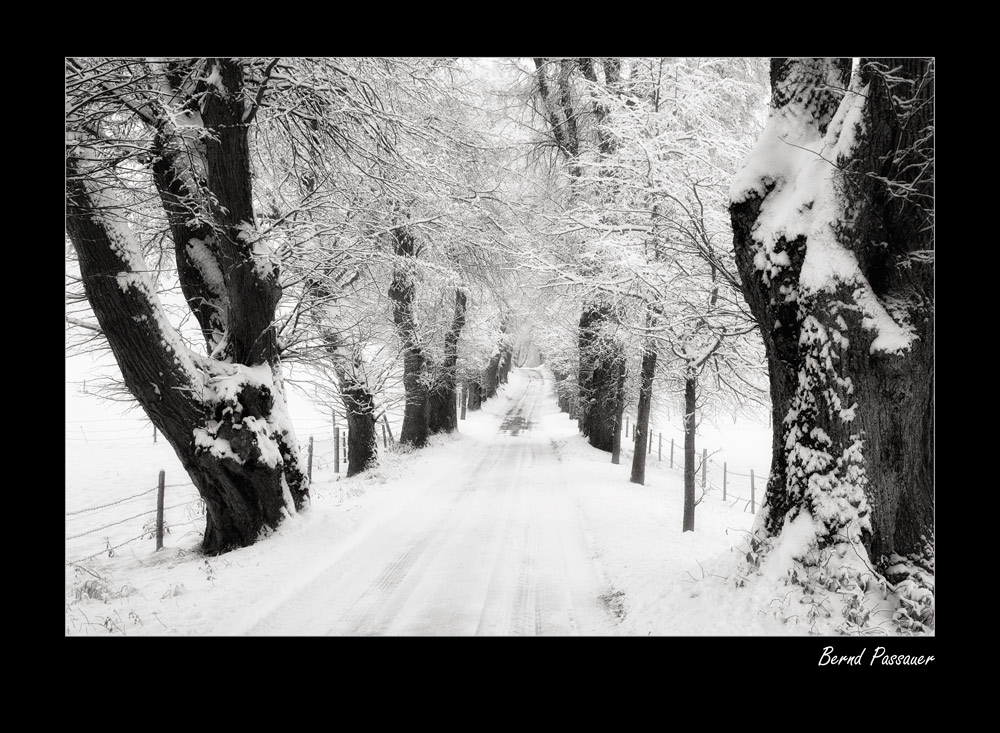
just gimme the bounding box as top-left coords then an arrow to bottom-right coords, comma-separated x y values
428,290 -> 467,434
336,365 -> 378,477
66,58 -> 308,555
730,58 -> 934,594
311,318 -> 379,477
630,340 -> 657,484
577,58 -> 629,455
389,226 -> 429,448
341,382 -> 378,478
150,134 -> 229,353
67,171 -> 302,556
578,301 -> 626,452
301,264 -> 380,478
682,371 -> 697,532
199,60 -> 282,368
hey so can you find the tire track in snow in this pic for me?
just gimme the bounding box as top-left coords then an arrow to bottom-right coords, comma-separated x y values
472,432 -> 530,635
239,367 -> 618,636
333,439 -> 511,635
236,428 -> 510,636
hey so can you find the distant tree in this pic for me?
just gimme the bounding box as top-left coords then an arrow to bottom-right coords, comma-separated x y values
524,58 -> 769,513
530,57 -> 628,456
730,58 -> 934,629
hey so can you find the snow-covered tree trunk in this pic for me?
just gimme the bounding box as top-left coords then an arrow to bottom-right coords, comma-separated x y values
66,59 -> 308,554
730,58 -> 934,619
575,57 -> 628,456
427,290 -> 467,434
389,226 -> 430,449
150,132 -> 228,352
300,258 -> 381,477
339,368 -> 378,476
682,372 -> 697,532
306,304 -> 380,477
630,339 -> 657,484
578,301 -> 626,452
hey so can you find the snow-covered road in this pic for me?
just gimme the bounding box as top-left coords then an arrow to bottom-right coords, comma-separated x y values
238,368 -> 618,636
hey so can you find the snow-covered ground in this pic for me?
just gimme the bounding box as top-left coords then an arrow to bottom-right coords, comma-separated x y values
65,356 -> 864,636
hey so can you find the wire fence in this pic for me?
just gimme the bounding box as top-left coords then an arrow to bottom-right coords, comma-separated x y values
66,394 -> 763,566
64,430 -> 353,567
618,415 -> 769,513
66,485 -> 160,516
65,478 -> 205,565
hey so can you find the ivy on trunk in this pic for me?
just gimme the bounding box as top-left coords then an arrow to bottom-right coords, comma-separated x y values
730,58 -> 934,592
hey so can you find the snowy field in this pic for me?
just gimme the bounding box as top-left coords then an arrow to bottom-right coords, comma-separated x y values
66,355 -> 861,637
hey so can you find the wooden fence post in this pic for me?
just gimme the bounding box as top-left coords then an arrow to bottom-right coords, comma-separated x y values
670,438 -> 674,468
648,430 -> 653,455
723,462 -> 727,500
383,415 -> 394,444
701,448 -> 707,488
334,427 -> 340,474
751,469 -> 756,513
307,436 -> 313,483
343,431 -> 348,469
156,469 -> 165,551
382,422 -> 388,449
460,383 -> 468,420
658,433 -> 662,461
153,426 -> 157,443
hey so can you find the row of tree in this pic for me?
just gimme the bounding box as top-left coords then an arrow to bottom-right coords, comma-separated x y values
65,57 -> 521,553
512,56 -> 933,626
66,58 -> 934,631
517,57 -> 769,528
